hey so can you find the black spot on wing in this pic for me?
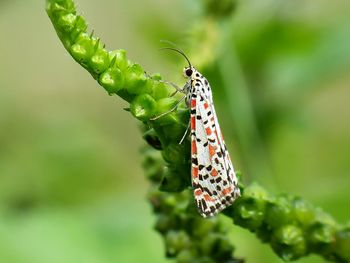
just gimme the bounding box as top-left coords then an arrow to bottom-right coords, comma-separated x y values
215,177 -> 222,183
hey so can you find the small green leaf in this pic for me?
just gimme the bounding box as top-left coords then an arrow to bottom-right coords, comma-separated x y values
70,15 -> 88,41
265,195 -> 293,228
272,224 -> 306,261
165,231 -> 191,257
130,94 -> 156,121
89,48 -> 110,74
109,49 -> 129,71
99,67 -> 124,94
57,13 -> 76,33
69,33 -> 95,65
125,63 -> 149,94
159,166 -> 187,192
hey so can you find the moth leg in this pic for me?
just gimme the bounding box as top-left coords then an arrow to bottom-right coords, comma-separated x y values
143,71 -> 181,94
144,71 -> 189,96
150,95 -> 187,121
161,81 -> 184,97
159,80 -> 187,97
179,120 -> 190,145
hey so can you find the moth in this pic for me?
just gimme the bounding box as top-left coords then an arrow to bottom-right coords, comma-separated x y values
153,48 -> 240,217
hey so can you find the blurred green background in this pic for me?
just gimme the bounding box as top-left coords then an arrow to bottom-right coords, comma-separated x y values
0,0 -> 349,262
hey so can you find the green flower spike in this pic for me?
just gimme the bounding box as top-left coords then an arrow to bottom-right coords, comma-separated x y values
47,0 -> 350,262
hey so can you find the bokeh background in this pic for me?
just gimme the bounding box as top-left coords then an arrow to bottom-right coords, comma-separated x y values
0,0 -> 349,262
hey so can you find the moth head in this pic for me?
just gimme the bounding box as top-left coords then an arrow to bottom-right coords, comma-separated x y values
183,67 -> 193,78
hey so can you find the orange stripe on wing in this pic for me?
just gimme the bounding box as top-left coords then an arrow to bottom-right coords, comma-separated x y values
208,144 -> 216,157
191,140 -> 197,154
204,194 -> 213,201
194,188 -> 202,196
191,116 -> 196,129
192,167 -> 198,178
205,127 -> 212,135
210,169 -> 218,177
222,186 -> 232,196
191,99 -> 196,108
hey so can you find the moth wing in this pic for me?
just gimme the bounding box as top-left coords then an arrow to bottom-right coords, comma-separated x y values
210,100 -> 240,190
191,91 -> 240,217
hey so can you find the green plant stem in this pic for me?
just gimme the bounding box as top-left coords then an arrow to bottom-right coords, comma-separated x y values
46,0 -> 350,262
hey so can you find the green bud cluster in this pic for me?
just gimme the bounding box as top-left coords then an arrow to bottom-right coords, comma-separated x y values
144,141 -> 350,262
47,1 -> 350,262
224,183 -> 350,262
142,147 -> 243,263
46,0 -> 168,103
46,0 -> 193,192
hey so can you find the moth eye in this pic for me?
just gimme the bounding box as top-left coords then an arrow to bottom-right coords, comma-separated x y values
185,68 -> 193,77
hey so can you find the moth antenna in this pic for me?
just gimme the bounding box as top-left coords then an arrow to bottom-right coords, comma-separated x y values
160,47 -> 192,69
160,39 -> 179,48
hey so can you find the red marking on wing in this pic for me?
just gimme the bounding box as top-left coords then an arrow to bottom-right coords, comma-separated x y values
210,169 -> 218,177
204,102 -> 209,109
194,188 -> 202,196
208,144 -> 216,157
191,140 -> 197,154
204,194 -> 213,201
222,186 -> 232,196
191,99 -> 196,108
191,116 -> 196,129
205,127 -> 212,135
192,167 -> 198,178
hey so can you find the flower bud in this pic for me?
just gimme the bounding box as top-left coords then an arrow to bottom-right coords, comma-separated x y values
272,224 -> 306,261
130,94 -> 156,121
